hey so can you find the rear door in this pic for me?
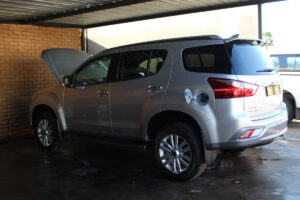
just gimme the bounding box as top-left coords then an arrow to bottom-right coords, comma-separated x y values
110,49 -> 169,137
227,42 -> 282,120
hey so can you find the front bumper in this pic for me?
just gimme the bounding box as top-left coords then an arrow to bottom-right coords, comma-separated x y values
206,106 -> 288,150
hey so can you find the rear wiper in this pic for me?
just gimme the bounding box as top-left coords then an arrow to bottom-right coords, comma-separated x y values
256,68 -> 274,72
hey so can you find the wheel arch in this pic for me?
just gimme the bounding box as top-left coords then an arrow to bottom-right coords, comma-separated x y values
147,110 -> 203,142
31,104 -> 57,126
147,110 -> 217,164
30,91 -> 67,133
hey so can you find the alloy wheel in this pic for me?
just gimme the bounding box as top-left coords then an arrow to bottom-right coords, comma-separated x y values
159,134 -> 192,174
37,119 -> 54,147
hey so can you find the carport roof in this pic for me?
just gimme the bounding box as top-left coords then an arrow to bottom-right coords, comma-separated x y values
0,0 -> 284,28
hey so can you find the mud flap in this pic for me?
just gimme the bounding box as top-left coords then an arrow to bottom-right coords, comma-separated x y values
203,144 -> 217,164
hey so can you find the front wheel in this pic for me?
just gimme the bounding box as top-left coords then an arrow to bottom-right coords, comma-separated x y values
34,112 -> 61,152
153,122 -> 206,181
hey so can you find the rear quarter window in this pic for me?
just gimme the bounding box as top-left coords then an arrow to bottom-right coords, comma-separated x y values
182,44 -> 231,74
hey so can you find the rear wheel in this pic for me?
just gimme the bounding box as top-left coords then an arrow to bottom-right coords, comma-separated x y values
34,112 -> 60,152
153,122 -> 206,181
283,96 -> 294,122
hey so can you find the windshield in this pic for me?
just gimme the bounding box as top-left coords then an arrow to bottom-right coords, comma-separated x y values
227,43 -> 275,75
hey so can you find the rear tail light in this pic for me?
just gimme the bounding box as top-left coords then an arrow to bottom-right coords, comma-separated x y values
239,129 -> 255,139
207,78 -> 258,99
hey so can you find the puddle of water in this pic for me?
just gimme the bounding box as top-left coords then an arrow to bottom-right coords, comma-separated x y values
272,187 -> 284,196
189,189 -> 201,193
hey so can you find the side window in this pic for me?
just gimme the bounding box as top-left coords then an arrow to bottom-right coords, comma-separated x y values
270,56 -> 280,68
182,45 -> 231,74
286,56 -> 296,71
295,56 -> 300,71
119,51 -> 151,81
149,50 -> 167,75
118,50 -> 167,81
75,56 -> 111,86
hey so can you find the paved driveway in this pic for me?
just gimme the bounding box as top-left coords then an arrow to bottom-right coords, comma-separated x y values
0,122 -> 299,200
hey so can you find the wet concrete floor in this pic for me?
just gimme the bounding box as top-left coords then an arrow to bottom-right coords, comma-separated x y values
1,122 -> 300,200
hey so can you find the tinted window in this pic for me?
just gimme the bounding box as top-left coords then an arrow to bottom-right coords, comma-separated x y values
118,50 -> 167,81
75,56 -> 111,86
149,50 -> 167,74
228,44 -> 275,75
119,51 -> 151,81
182,45 -> 231,74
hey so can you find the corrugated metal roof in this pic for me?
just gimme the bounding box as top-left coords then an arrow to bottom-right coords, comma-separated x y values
0,0 -> 285,28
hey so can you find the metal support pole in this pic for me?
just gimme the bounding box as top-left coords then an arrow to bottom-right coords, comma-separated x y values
81,28 -> 88,52
258,3 -> 263,39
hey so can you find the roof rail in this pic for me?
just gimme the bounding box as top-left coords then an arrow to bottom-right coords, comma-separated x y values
106,35 -> 224,51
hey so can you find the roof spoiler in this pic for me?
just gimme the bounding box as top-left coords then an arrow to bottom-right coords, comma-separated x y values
224,34 -> 266,46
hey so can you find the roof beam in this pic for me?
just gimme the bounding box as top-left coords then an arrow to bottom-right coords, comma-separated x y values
22,0 -> 155,24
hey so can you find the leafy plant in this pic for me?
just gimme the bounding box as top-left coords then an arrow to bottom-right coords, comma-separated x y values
263,32 -> 274,48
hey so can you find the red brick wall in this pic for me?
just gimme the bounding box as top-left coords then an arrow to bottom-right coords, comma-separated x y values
0,24 -> 81,138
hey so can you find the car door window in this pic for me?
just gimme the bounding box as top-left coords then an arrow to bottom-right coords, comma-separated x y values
119,51 -> 151,81
75,56 -> 111,86
118,50 -> 167,81
149,50 -> 167,75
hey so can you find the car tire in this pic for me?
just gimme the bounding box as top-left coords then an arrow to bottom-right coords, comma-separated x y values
153,122 -> 207,181
34,111 -> 61,152
222,148 -> 245,155
283,96 -> 294,122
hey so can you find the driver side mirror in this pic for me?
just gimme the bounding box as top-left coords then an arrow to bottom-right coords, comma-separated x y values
62,75 -> 73,87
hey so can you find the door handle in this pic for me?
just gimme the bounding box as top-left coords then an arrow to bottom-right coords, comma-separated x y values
97,89 -> 109,96
145,85 -> 163,92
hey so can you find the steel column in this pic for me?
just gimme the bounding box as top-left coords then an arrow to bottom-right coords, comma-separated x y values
258,3 -> 263,39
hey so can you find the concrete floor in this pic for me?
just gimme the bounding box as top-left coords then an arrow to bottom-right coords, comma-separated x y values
0,122 -> 300,200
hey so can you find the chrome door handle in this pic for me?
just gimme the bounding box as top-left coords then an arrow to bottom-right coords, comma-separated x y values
97,89 -> 109,96
145,85 -> 163,92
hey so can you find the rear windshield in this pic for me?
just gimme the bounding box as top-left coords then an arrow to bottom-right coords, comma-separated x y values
227,44 -> 275,75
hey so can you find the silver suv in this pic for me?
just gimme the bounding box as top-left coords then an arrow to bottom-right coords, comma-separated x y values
30,35 -> 288,181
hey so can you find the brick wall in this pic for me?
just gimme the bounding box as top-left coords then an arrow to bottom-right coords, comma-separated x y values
0,24 -> 81,138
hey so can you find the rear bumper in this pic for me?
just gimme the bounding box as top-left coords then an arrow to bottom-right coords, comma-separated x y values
206,105 -> 288,150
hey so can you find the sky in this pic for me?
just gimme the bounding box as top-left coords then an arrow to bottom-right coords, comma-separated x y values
88,0 -> 299,54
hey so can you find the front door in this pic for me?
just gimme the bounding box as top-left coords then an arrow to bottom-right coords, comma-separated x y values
64,55 -> 114,135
